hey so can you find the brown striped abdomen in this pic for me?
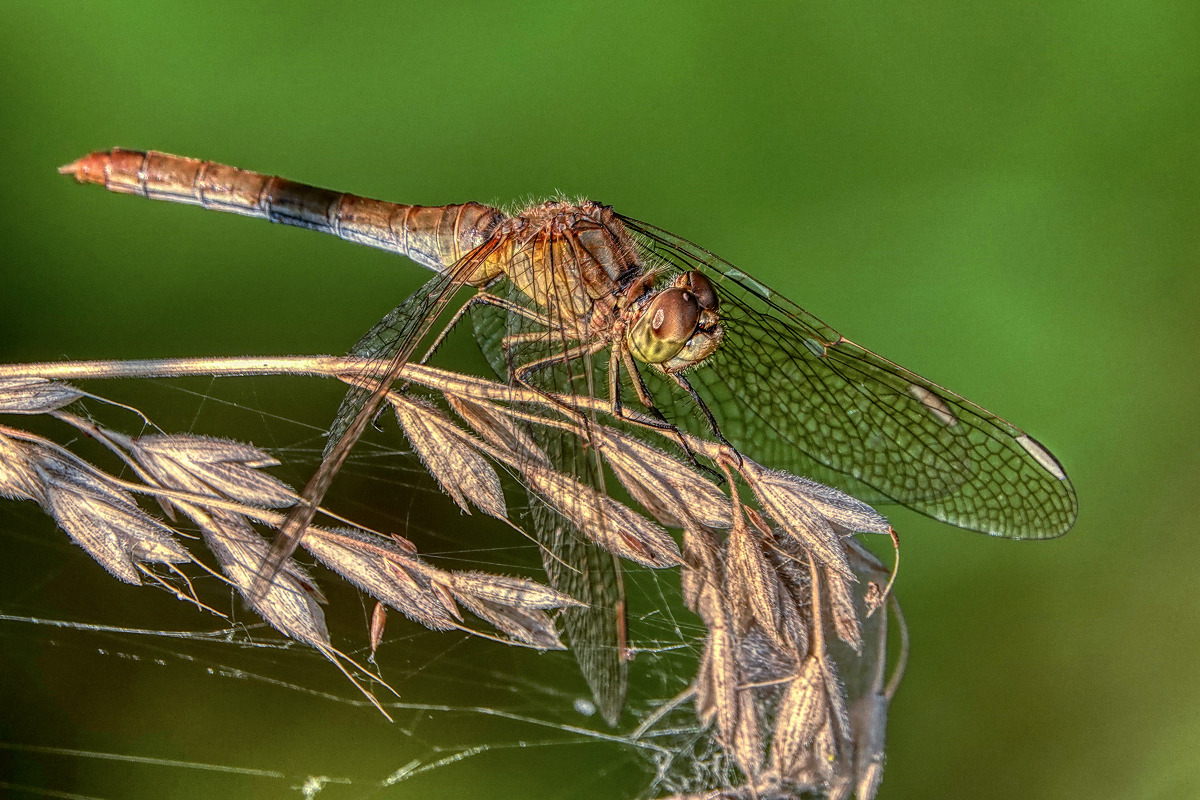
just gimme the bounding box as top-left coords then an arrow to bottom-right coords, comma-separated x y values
59,148 -> 504,275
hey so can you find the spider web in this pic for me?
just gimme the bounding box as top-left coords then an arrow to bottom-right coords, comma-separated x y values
0,364 -> 730,800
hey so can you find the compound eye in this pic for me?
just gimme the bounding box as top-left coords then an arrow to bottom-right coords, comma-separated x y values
626,287 -> 702,364
677,271 -> 719,312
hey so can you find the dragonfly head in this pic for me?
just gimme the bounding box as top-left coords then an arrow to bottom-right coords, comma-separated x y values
626,271 -> 723,372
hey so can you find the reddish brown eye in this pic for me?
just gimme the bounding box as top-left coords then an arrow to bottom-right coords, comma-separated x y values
626,287 -> 702,364
657,273 -> 723,372
677,271 -> 719,311
650,289 -> 700,338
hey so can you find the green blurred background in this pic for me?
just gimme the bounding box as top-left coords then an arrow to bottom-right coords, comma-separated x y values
2,2 -> 1198,798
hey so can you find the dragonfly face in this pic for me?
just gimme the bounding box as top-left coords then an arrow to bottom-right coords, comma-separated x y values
625,271 -> 724,373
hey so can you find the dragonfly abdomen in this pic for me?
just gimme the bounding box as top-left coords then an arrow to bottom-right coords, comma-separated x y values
59,149 -> 503,273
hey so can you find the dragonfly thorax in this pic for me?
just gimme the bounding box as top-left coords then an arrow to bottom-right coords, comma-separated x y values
475,201 -> 640,330
473,202 -> 726,374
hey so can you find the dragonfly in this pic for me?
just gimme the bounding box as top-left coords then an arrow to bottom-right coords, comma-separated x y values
59,148 -> 1078,721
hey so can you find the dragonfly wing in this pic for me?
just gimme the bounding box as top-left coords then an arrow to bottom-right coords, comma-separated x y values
258,240 -> 501,592
619,215 -> 1078,539
472,272 -> 629,726
527,426 -> 629,727
325,281 -> 450,458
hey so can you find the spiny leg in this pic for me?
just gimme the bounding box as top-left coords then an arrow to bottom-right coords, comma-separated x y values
419,290 -> 555,365
606,342 -> 699,444
513,329 -> 733,481
615,344 -> 681,433
617,346 -> 725,480
512,339 -> 611,415
666,371 -> 736,454
513,338 -> 680,435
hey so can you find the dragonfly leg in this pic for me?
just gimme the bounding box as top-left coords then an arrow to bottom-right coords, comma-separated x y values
418,291 -> 553,364
667,372 -> 737,456
511,336 -> 671,432
608,348 -> 731,485
613,346 -> 676,430
612,346 -> 724,483
501,328 -> 579,348
511,337 -> 704,460
606,344 -> 672,430
616,345 -> 657,409
507,340 -> 633,449
512,340 -> 608,394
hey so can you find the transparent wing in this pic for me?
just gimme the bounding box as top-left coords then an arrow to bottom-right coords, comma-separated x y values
471,264 -> 629,727
618,214 -> 1078,539
325,280 -> 451,457
259,240 -> 502,589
